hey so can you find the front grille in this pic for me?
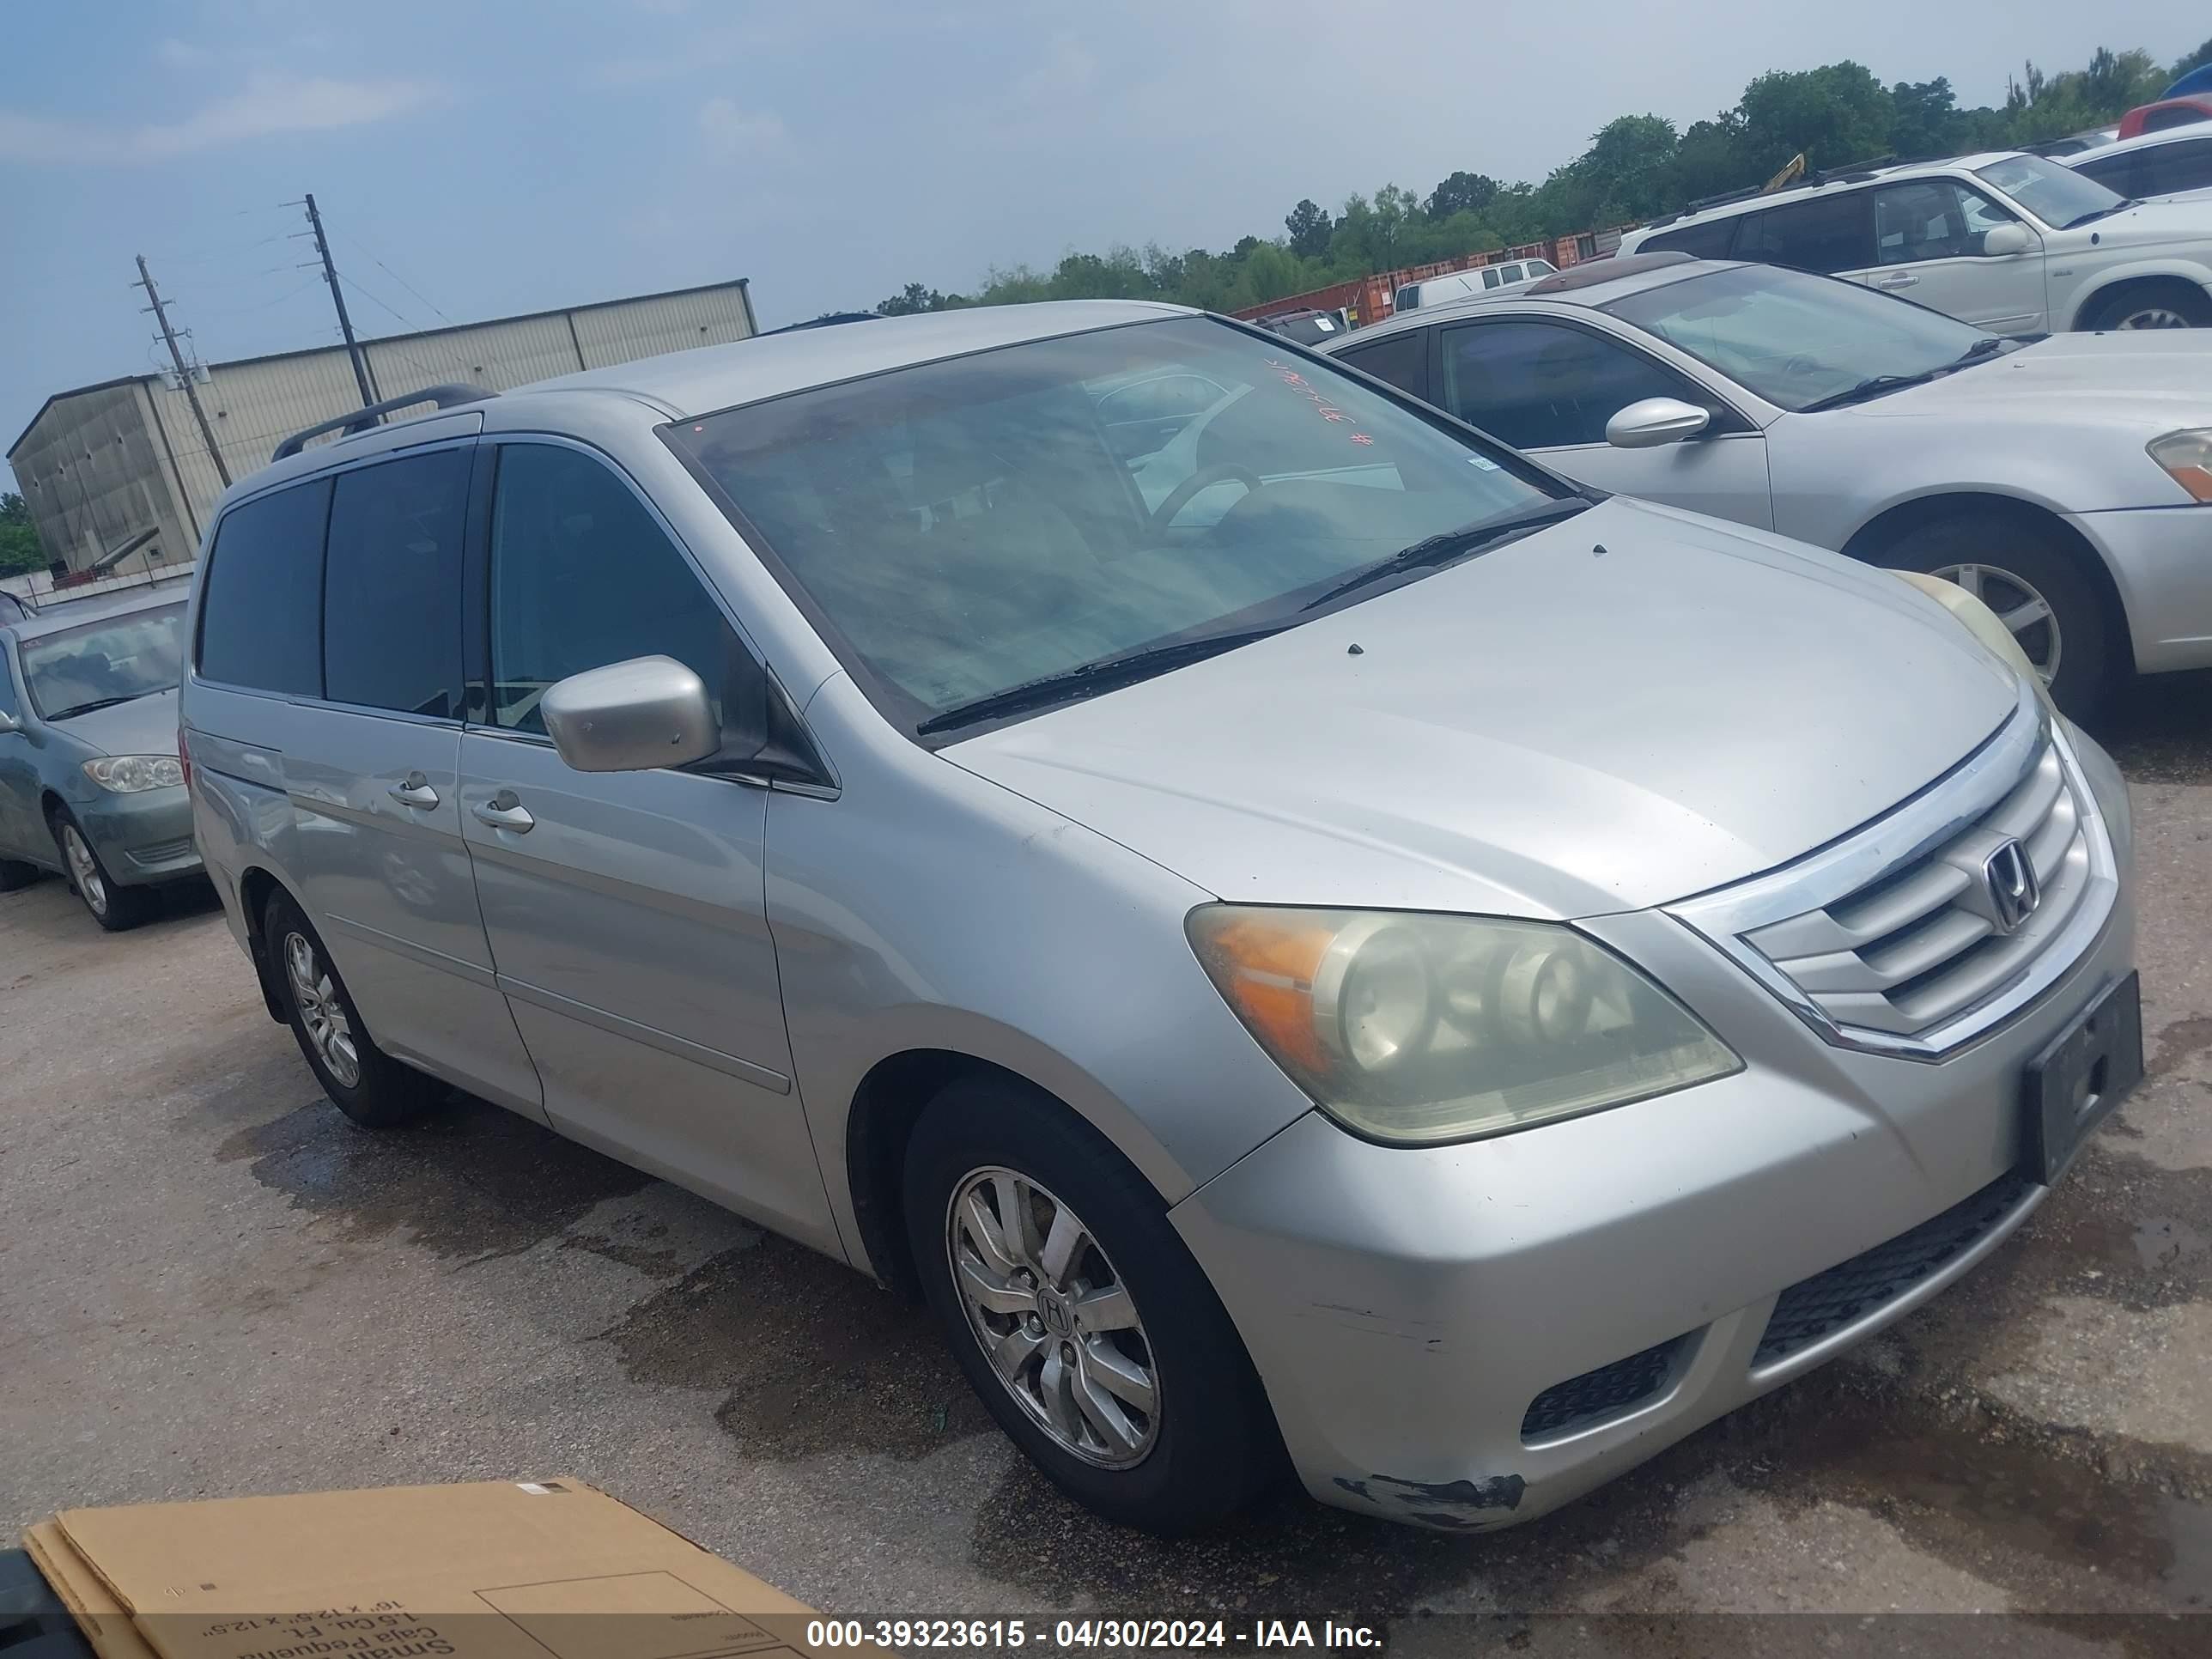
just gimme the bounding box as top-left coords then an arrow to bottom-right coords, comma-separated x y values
1521,1333 -> 1688,1441
125,836 -> 194,867
1739,736 -> 2090,1042
1753,1171 -> 2033,1368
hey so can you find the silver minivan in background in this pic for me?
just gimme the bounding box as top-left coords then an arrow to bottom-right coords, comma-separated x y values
180,301 -> 2139,1535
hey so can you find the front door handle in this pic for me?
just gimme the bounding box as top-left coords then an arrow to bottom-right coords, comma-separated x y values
1874,271 -> 1918,289
471,790 -> 535,833
388,773 -> 440,810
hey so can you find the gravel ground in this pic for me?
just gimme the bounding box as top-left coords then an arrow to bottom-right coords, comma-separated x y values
2,672 -> 2207,1651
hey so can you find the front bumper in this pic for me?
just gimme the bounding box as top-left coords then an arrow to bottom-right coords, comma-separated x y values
1170,731 -> 2136,1532
2067,504 -> 2212,675
76,784 -> 202,886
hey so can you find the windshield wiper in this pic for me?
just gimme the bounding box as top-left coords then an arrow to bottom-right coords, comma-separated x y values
1801,337 -> 2012,412
915,624 -> 1290,737
45,696 -> 139,720
2063,198 -> 2136,228
1300,497 -> 1590,611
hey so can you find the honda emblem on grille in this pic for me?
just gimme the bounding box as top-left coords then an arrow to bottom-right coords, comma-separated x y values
1982,837 -> 2040,933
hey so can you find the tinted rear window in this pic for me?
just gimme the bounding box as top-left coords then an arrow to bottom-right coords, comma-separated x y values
198,479 -> 330,696
1336,330 -> 1429,398
323,448 -> 470,719
1641,218 -> 1738,259
1735,192 -> 1873,273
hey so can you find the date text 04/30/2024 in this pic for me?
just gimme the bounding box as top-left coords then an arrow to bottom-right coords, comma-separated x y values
805,1619 -> 1385,1649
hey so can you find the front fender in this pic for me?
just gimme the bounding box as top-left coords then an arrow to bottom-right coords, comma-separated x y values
2066,258 -> 2212,329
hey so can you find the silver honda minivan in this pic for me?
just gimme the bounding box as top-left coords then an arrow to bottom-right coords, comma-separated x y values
180,301 -> 2139,1535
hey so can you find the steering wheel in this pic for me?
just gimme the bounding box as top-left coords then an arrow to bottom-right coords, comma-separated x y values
1149,464 -> 1265,535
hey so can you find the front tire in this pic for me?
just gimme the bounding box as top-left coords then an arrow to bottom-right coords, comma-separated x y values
264,887 -> 444,1129
2083,280 -> 2212,332
1875,516 -> 2114,719
52,809 -> 154,931
904,1075 -> 1281,1534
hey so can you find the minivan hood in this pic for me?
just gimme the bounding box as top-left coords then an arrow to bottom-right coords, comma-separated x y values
45,686 -> 180,758
1858,329 -> 2212,430
950,499 -> 2019,920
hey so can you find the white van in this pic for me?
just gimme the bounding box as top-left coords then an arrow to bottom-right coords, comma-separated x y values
1392,258 -> 1557,313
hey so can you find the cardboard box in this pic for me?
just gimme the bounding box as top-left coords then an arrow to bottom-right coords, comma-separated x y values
23,1479 -> 878,1659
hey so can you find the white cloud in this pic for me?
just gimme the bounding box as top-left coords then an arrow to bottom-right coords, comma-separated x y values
695,95 -> 788,158
0,74 -> 438,164
1014,33 -> 1097,106
155,39 -> 211,68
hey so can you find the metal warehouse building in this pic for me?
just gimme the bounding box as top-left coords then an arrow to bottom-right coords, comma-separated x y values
7,277 -> 757,578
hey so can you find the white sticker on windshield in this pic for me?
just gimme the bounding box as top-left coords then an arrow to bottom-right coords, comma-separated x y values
1467,455 -> 1500,471
1312,316 -> 1335,331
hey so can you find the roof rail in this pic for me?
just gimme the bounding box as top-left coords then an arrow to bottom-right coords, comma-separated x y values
1687,183 -> 1765,213
1811,153 -> 1899,183
271,383 -> 498,463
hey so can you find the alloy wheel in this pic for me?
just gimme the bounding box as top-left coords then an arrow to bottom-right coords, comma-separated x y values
1929,561 -> 2061,684
945,1165 -> 1160,1468
2112,305 -> 2191,330
61,825 -> 106,918
283,929 -> 362,1088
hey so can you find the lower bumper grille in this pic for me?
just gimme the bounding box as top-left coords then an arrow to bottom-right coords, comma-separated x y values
125,836 -> 195,868
1522,1333 -> 1688,1442
1753,1170 -> 2034,1368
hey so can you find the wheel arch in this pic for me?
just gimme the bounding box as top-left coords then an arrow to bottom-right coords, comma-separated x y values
1840,489 -> 2131,659
235,863 -> 294,1024
843,1048 -> 1138,1299
2067,269 -> 2212,331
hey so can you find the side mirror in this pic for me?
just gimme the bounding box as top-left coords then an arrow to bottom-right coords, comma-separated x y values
1606,398 -> 1711,449
1983,222 -> 2033,257
0,710 -> 18,737
542,655 -> 720,774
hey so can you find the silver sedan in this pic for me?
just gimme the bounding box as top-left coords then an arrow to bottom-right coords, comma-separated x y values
1325,253 -> 2212,714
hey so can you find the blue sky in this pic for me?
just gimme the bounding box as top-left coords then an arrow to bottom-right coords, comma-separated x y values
4,0 -> 2195,482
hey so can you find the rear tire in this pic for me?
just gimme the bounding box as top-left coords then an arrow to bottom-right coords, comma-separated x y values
903,1074 -> 1282,1534
2082,280 -> 2212,332
1875,515 -> 2115,720
50,809 -> 155,932
264,887 -> 445,1129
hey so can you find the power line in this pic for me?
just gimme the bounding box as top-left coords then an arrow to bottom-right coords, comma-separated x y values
346,236 -> 453,325
132,255 -> 231,489
339,272 -> 420,331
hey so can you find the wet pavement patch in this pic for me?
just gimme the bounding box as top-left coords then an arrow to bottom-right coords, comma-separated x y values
216,1093 -> 653,1263
598,1239 -> 996,1461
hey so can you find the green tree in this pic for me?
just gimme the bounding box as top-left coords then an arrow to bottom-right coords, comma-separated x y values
1888,77 -> 1962,158
1423,170 -> 1500,220
2173,37 -> 2212,84
0,491 -> 46,577
877,282 -> 951,315
1735,61 -> 1895,173
1284,198 -> 1331,258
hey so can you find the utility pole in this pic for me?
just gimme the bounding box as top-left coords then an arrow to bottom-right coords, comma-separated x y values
299,192 -> 377,411
133,255 -> 230,489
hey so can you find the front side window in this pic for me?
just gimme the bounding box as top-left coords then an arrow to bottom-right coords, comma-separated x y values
1526,259 -> 1557,276
1873,179 -> 2019,264
323,448 -> 469,719
0,645 -> 21,720
1606,264 -> 1998,411
1480,267 -> 1503,289
22,604 -> 187,721
2070,150 -> 2135,195
487,443 -> 757,738
197,479 -> 329,697
1975,154 -> 2127,228
1734,191 -> 1874,274
666,316 -> 1562,730
1441,319 -> 1708,448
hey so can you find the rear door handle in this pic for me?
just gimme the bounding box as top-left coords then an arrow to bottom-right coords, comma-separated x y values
389,773 -> 440,810
471,790 -> 535,833
1874,272 -> 1918,289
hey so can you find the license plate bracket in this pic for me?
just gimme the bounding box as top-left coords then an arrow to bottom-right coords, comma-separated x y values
2023,970 -> 2143,1184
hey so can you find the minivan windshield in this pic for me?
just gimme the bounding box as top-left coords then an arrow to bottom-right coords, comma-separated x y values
668,317 -> 1571,733
1606,264 -> 2008,411
1975,153 -> 2130,228
21,603 -> 188,721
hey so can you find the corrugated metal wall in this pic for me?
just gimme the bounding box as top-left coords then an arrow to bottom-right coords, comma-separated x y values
12,281 -> 755,572
9,382 -> 195,577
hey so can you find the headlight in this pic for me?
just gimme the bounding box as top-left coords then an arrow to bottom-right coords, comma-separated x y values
82,755 -> 185,793
1187,906 -> 1741,1146
2148,429 -> 2212,502
1892,570 -> 2053,714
